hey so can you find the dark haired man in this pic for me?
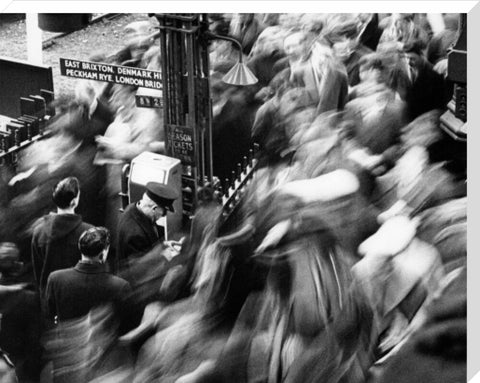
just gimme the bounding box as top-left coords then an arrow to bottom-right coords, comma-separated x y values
45,227 -> 130,323
31,176 -> 93,297
403,39 -> 449,121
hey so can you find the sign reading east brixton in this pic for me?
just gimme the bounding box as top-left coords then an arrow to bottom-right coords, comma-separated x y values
59,58 -> 162,90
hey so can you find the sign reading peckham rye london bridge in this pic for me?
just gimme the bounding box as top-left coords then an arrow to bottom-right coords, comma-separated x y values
60,58 -> 162,90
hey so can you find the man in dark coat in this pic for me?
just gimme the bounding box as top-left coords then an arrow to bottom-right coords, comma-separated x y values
403,39 -> 450,121
31,177 -> 92,297
116,182 -> 179,269
45,227 -> 131,323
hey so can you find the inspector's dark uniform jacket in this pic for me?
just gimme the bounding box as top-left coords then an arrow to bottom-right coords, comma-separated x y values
116,203 -> 163,268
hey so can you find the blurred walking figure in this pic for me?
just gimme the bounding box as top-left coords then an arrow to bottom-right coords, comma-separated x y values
322,16 -> 373,87
31,177 -> 93,298
0,243 -> 42,383
230,14 -> 266,56
378,13 -> 428,47
344,52 -> 407,172
284,30 -> 349,115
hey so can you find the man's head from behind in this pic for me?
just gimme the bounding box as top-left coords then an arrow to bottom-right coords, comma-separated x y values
52,177 -> 80,210
78,227 -> 110,262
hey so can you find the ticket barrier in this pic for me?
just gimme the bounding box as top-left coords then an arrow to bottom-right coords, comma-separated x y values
0,90 -> 53,166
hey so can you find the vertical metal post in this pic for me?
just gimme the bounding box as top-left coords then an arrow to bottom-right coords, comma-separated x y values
185,19 -> 201,210
204,50 -> 214,183
199,14 -> 214,184
158,17 -> 170,126
26,14 -> 43,65
153,13 -> 215,215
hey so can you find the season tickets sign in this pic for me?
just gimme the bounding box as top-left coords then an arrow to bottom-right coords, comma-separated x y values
166,124 -> 195,165
59,58 -> 162,90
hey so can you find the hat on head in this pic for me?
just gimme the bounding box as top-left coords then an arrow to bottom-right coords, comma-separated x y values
145,182 -> 179,213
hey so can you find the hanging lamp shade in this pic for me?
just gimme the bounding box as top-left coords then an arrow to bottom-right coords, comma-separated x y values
222,62 -> 258,86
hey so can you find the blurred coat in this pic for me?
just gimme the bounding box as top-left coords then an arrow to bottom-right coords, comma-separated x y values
426,29 -> 457,66
378,14 -> 429,47
252,96 -> 290,167
417,198 -> 466,272
230,14 -> 266,56
54,96 -> 114,144
247,50 -> 288,87
345,85 -> 407,167
372,268 -> 465,383
344,44 -> 373,87
290,52 -> 349,115
353,236 -> 443,334
0,284 -> 42,383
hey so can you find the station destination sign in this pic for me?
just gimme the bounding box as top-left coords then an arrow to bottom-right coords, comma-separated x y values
59,58 -> 162,90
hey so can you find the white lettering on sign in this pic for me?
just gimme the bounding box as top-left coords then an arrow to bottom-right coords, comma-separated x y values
144,80 -> 162,89
60,58 -> 163,90
168,132 -> 193,143
65,68 -> 98,80
114,76 -> 144,87
64,60 -> 80,68
81,62 -> 115,73
99,73 -> 113,82
172,141 -> 194,151
117,67 -> 153,79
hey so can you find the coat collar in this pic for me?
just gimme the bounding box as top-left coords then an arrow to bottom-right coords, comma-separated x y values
74,261 -> 108,274
129,203 -> 159,242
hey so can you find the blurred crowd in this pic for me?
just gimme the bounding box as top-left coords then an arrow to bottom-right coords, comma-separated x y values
0,12 -> 467,383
